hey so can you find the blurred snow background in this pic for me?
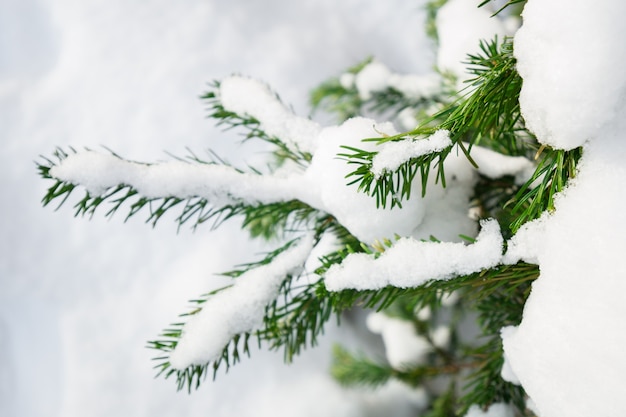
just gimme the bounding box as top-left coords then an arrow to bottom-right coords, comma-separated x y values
0,0 -> 434,416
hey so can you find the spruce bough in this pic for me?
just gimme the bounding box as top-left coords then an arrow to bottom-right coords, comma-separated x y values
38,2 -> 571,415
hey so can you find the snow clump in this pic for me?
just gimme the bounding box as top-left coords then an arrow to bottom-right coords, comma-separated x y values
436,0 -> 511,86
324,219 -> 503,291
354,60 -> 441,101
500,0 -> 626,416
169,235 -> 314,369
464,403 -> 515,417
371,130 -> 451,177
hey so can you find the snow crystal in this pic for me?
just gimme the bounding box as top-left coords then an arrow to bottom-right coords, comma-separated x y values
219,76 -> 322,153
514,0 -> 626,150
169,235 -> 314,369
366,312 -> 431,368
371,130 -> 451,177
436,0 -> 508,85
324,219 -> 503,291
464,403 -> 515,417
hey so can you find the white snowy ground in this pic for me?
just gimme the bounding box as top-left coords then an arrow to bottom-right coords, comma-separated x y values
0,1 -> 435,416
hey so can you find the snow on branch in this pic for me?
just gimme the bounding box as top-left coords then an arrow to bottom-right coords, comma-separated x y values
168,234 -> 315,369
49,150 -> 307,207
324,219 -> 503,291
219,76 -> 322,154
469,145 -> 535,182
371,129 -> 452,177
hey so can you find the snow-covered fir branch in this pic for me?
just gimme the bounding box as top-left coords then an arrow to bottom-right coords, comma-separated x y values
37,0 -> 626,415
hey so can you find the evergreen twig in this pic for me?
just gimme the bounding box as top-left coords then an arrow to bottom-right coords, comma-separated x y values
341,37 -> 530,209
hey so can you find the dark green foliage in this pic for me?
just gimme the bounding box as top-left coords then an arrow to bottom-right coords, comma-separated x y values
326,262 -> 538,414
425,0 -> 449,42
459,337 -> 526,414
423,384 -> 458,417
203,81 -> 312,166
148,239 -> 317,391
260,278 -> 334,362
478,0 -> 527,17
38,2 -> 578,410
331,345 -> 393,387
38,148 -> 232,229
310,58 -> 371,121
310,57 -> 447,124
509,147 -> 582,232
239,200 -> 318,240
339,37 -> 530,212
147,283 -> 242,392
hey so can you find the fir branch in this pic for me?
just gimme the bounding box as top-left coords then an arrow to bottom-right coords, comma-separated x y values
310,58 -> 446,123
330,345 -> 394,387
508,147 -> 582,233
339,142 -> 450,208
147,283 -> 240,392
456,264 -> 534,414
38,148 -> 231,228
331,345 -> 477,389
478,0 -> 526,17
148,238 -> 310,392
342,36 -> 531,209
253,231 -> 363,363
38,148 -> 326,236
471,174 -> 519,240
310,57 -> 372,121
425,0 -> 449,42
326,262 -> 536,413
321,256 -> 537,319
241,229 -> 365,364
422,383 -> 458,417
239,200 -> 319,240
259,278 -> 334,362
458,337 -> 526,415
202,81 -> 312,165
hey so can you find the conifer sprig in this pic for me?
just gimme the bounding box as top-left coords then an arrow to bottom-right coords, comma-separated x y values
341,37 -> 529,210
310,57 -> 447,123
478,0 -> 527,16
148,237 -> 350,392
37,147 -> 326,238
37,2 -> 576,409
310,58 -> 373,121
508,147 -> 582,232
203,81 -> 312,165
37,148 -> 237,229
148,239 -> 308,391
325,261 -> 537,414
